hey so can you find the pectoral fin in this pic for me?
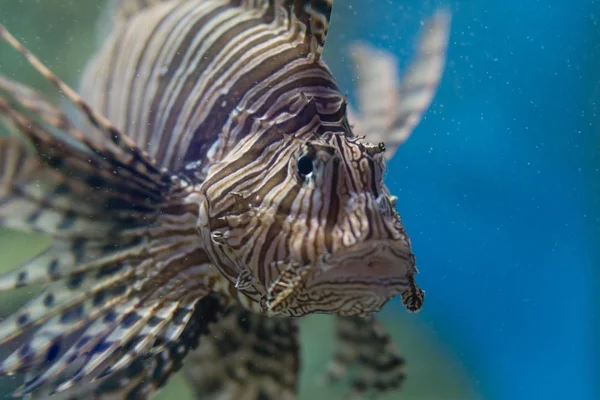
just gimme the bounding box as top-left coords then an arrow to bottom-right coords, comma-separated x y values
183,304 -> 299,400
321,315 -> 406,397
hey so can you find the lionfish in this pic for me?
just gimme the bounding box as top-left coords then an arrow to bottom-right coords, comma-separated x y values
0,1 -> 450,398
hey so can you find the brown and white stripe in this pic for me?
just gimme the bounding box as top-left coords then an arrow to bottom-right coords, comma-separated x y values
81,0 -> 338,172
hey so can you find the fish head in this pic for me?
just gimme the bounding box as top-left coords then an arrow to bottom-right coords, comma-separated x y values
278,133 -> 422,316
198,130 -> 422,317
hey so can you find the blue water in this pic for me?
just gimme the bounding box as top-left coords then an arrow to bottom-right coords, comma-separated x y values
332,1 -> 598,399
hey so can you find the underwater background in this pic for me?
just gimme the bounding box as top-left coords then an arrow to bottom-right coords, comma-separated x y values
0,0 -> 597,399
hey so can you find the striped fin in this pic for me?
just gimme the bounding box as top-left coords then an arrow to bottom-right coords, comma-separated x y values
23,295 -> 225,400
283,0 -> 334,61
348,9 -> 451,159
3,240 -> 218,396
111,0 -> 333,58
0,138 -> 200,391
182,304 -> 299,400
0,24 -> 165,180
0,24 -> 223,397
0,177 -> 219,396
0,136 -> 160,237
79,0 -> 337,171
321,315 -> 406,397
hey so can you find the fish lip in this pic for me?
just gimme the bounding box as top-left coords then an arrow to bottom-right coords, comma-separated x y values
310,239 -> 415,302
292,240 -> 415,316
320,239 -> 414,273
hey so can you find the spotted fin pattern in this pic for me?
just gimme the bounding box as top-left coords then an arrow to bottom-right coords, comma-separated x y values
22,295 -> 225,400
0,25 -> 165,178
283,0 -> 333,61
321,316 -> 406,398
182,304 -> 299,400
0,26 -> 220,397
348,9 -> 451,159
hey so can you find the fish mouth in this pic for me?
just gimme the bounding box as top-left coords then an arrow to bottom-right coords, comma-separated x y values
311,239 -> 416,301
322,239 -> 414,278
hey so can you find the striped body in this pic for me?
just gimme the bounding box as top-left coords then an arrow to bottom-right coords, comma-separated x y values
82,0 -> 419,317
0,1 -> 451,398
82,0 -> 339,172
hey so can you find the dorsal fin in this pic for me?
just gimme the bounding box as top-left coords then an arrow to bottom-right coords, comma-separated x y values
283,0 -> 334,60
79,0 -> 335,171
112,1 -> 333,57
234,0 -> 334,60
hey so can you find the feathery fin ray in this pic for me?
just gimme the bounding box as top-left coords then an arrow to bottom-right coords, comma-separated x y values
21,295 -> 225,400
0,24 -> 166,178
0,22 -> 221,397
111,0 -> 333,60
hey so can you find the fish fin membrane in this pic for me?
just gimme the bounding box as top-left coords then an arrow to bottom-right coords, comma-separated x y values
321,315 -> 406,397
182,304 -> 299,400
0,24 -> 165,179
0,28 -> 220,397
281,0 -> 334,61
348,9 -> 451,159
0,227 -> 219,397
111,0 -> 335,61
23,295 -> 224,400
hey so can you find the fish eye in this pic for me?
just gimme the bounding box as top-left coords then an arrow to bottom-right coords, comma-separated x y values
297,154 -> 314,178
